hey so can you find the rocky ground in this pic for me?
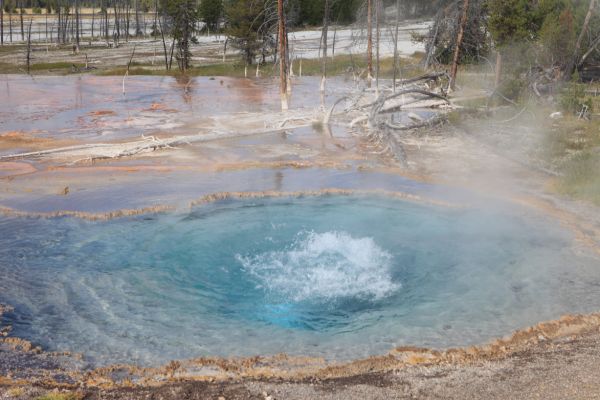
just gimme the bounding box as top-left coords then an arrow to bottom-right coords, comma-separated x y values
2,322 -> 600,399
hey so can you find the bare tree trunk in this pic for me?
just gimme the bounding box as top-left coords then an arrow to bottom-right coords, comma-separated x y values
113,0 -> 119,45
1,0 -> 4,46
64,7 -> 70,43
56,6 -> 60,43
158,17 -> 168,70
134,0 -> 140,36
566,0 -> 596,79
579,34 -> 600,67
277,0 -> 288,111
332,24 -> 336,57
92,7 -> 95,39
393,0 -> 401,92
125,0 -> 130,41
367,0 -> 373,80
375,0 -> 380,92
449,0 -> 469,91
494,51 -> 502,88
153,0 -> 157,39
19,0 -> 24,41
284,18 -> 291,93
75,0 -> 80,49
320,0 -> 329,92
26,18 -> 32,72
9,8 -> 12,42
104,0 -> 109,42
168,37 -> 175,70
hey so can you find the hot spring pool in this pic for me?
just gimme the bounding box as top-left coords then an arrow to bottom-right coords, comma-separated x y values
1,195 -> 599,366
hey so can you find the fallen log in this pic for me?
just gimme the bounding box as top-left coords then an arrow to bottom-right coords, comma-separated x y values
0,123 -> 313,163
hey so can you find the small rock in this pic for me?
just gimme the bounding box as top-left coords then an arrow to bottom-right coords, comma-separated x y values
407,112 -> 424,122
550,111 -> 563,119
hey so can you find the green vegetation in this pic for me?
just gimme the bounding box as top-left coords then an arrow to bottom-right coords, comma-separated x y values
94,54 -> 424,79
198,0 -> 223,32
90,54 -> 417,80
0,61 -> 86,74
162,0 -> 198,71
296,0 -> 361,26
541,115 -> 600,205
223,0 -> 269,65
560,79 -> 594,115
35,392 -> 82,400
29,61 -> 85,71
556,151 -> 600,206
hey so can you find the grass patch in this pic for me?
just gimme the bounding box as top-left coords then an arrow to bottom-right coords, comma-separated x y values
6,387 -> 26,397
96,66 -> 171,76
95,54 -> 426,78
190,62 -> 249,77
0,61 -> 85,74
543,115 -> 600,205
29,61 -> 86,72
543,116 -> 600,159
554,151 -> 600,206
0,62 -> 20,73
0,44 -> 26,55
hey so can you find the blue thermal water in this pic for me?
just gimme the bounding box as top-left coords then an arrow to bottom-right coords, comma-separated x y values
1,195 -> 599,366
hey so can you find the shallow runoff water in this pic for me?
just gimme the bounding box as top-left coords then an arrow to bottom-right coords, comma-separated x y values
1,194 -> 600,367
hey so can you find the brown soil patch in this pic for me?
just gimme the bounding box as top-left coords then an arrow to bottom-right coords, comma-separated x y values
0,131 -> 78,152
0,161 -> 37,177
146,103 -> 179,113
88,110 -> 117,117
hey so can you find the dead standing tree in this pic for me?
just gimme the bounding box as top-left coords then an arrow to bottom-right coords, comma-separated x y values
565,0 -> 597,79
422,1 -> 486,73
1,0 -> 3,46
9,3 -> 12,43
278,0 -> 288,111
25,18 -> 31,72
449,0 -> 469,91
393,0 -> 401,91
19,0 -> 23,41
320,0 -> 331,92
367,0 -> 373,80
375,0 -> 381,93
75,0 -> 80,51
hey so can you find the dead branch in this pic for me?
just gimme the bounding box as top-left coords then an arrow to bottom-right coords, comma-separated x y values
0,124 -> 315,163
396,72 -> 449,86
360,88 -> 450,111
384,114 -> 447,131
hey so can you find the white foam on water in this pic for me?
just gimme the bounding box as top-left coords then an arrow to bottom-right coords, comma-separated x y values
237,231 -> 400,303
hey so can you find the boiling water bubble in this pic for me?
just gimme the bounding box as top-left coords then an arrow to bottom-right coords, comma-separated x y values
238,230 -> 400,303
